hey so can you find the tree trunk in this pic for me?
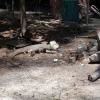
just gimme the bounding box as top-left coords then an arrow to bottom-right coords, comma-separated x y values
20,0 -> 26,37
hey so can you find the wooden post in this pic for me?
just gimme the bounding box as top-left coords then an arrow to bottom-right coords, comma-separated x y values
11,0 -> 14,17
86,0 -> 89,25
20,0 -> 26,37
5,1 -> 9,12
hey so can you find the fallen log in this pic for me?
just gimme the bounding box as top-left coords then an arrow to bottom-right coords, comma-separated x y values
88,68 -> 100,82
8,41 -> 59,58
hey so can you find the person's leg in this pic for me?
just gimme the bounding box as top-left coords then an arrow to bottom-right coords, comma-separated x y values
79,0 -> 87,19
50,0 -> 61,19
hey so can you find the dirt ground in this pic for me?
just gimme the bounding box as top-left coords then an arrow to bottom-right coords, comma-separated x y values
0,57 -> 100,100
0,37 -> 100,100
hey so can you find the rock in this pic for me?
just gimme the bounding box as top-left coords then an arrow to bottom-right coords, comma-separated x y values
89,52 -> 100,63
53,59 -> 58,62
50,41 -> 59,50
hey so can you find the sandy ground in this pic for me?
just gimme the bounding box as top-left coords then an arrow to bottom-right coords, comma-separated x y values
0,35 -> 100,100
0,56 -> 100,100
